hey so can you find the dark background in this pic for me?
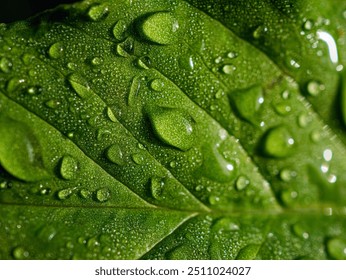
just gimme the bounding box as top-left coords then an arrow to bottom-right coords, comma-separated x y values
0,0 -> 76,23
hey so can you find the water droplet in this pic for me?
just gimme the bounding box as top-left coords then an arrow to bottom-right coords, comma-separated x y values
326,237 -> 346,260
150,79 -> 165,91
323,149 -> 333,162
213,218 -> 240,232
292,223 -> 309,239
67,132 -> 74,139
131,153 -> 144,165
59,155 -> 78,180
0,116 -> 48,182
279,168 -> 296,182
0,57 -> 12,73
288,58 -> 301,69
7,77 -> 25,92
106,107 -> 117,123
96,188 -> 110,202
116,41 -> 132,57
136,56 -> 151,69
68,73 -> 92,99
306,80 -> 325,96
274,102 -> 291,116
208,195 -> 220,205
310,129 -> 321,143
80,189 -> 91,199
37,225 -> 57,241
229,85 -> 264,124
87,236 -> 100,249
227,51 -> 238,59
302,19 -> 314,31
27,86 -> 42,95
105,144 -> 124,165
45,99 -> 61,109
169,161 -> 177,168
235,175 -> 250,191
215,89 -> 224,99
147,107 -> 195,151
236,244 -> 261,260
91,57 -> 103,66
221,64 -> 236,74
48,42 -> 64,59
150,177 -> 165,200
261,126 -> 295,158
57,188 -> 74,200
280,189 -> 298,207
12,246 -> 29,259
297,113 -> 311,128
112,20 -> 127,41
139,12 -> 179,45
253,25 -> 268,39
87,4 -> 109,21
128,75 -> 142,106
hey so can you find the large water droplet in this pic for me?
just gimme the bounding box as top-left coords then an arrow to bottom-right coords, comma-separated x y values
0,116 -> 48,182
68,73 -> 92,99
326,237 -> 346,260
87,4 -> 109,21
273,102 -> 291,116
148,107 -> 196,151
12,246 -> 29,259
150,79 -> 165,91
45,99 -> 61,109
261,126 -> 295,158
229,85 -> 264,124
139,12 -> 179,45
37,225 -> 57,242
59,155 -> 78,180
150,177 -> 165,200
96,188 -> 110,202
136,56 -> 152,69
0,57 -> 12,73
105,144 -> 124,165
112,20 -> 127,41
48,42 -> 64,59
7,77 -> 25,93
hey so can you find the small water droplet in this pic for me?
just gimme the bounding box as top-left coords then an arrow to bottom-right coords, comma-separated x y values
131,153 -> 144,165
136,56 -> 151,69
106,107 -> 117,123
306,80 -> 325,96
12,246 -> 29,259
57,188 -> 74,200
229,85 -> 264,124
68,73 -> 92,99
310,129 -> 321,143
87,4 -> 109,21
323,149 -> 333,162
215,89 -> 224,99
235,175 -> 250,191
253,25 -> 268,39
59,155 -> 78,180
150,79 -> 165,91
326,237 -> 346,260
280,189 -> 298,207
150,177 -> 165,200
297,113 -> 311,128
221,64 -> 236,74
279,168 -> 296,182
48,42 -> 64,59
27,86 -> 42,95
91,57 -> 103,66
105,144 -> 124,165
236,244 -> 261,260
169,161 -> 177,168
302,19 -> 314,31
45,99 -> 61,109
96,188 -> 110,202
227,51 -> 238,59
292,223 -> 309,239
79,189 -> 91,199
261,126 -> 295,158
274,102 -> 291,116
112,19 -> 127,41
139,12 -> 179,45
87,237 -> 100,248
147,107 -> 196,151
0,57 -> 12,73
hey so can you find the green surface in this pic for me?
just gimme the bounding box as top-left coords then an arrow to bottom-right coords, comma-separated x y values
0,0 -> 345,259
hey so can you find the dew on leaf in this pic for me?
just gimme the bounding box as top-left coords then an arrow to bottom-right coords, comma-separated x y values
150,79 -> 165,91
12,246 -> 29,260
150,177 -> 165,200
229,85 -> 264,123
148,107 -> 196,151
131,153 -> 144,165
221,64 -> 236,74
323,149 -> 333,162
79,189 -> 91,199
279,168 -> 296,182
208,195 -> 220,205
116,38 -> 134,57
310,129 -> 321,143
236,244 -> 261,260
261,126 -> 295,158
212,218 -> 240,232
57,188 -> 74,200
302,19 -> 314,31
7,77 -> 25,92
139,12 -> 179,45
215,89 -> 224,99
59,155 -> 78,180
68,73 -> 92,99
0,116 -> 48,182
87,4 -> 109,21
48,42 -> 64,59
280,189 -> 298,207
306,80 -> 325,96
91,57 -> 103,66
292,223 -> 309,239
106,107 -> 117,123
274,102 -> 291,116
297,113 -> 311,128
27,86 -> 42,95
112,20 -> 127,41
105,144 -> 124,165
37,225 -> 57,242
0,57 -> 12,73
45,99 -> 61,109
227,51 -> 238,59
235,175 -> 250,191
128,75 -> 142,106
136,56 -> 152,69
96,188 -> 110,202
326,238 -> 346,260
253,25 -> 268,39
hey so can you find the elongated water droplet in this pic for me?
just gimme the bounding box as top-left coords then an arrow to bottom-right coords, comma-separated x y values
229,85 -> 264,124
150,177 -> 165,200
106,144 -> 124,165
112,20 -> 127,41
326,237 -> 346,260
68,74 -> 92,99
261,126 -> 295,158
150,79 -> 165,91
139,12 -> 179,45
37,225 -> 57,241
96,188 -> 110,202
0,57 -> 12,73
128,76 -> 142,106
106,107 -> 117,123
45,99 -> 61,109
148,107 -> 196,151
136,56 -> 151,69
306,80 -> 325,96
57,188 -> 74,200
59,155 -> 78,180
87,4 -> 109,21
48,42 -> 64,59
280,189 -> 298,207
0,116 -> 48,182
115,37 -> 134,57
297,113 -> 311,128
279,168 -> 296,182
235,175 -> 250,191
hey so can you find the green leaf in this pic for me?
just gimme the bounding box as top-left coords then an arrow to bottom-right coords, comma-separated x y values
0,0 -> 345,260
